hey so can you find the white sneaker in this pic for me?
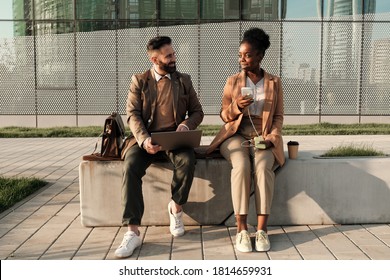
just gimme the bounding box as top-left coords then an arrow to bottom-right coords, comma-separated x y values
168,202 -> 185,237
235,230 -> 252,252
255,230 -> 271,252
115,230 -> 142,258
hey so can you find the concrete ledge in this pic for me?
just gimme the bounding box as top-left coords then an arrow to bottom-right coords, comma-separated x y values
79,153 -> 390,227
79,159 -> 233,227
265,153 -> 390,225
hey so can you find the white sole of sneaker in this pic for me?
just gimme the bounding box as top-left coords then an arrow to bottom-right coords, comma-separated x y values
171,231 -> 185,237
236,247 -> 253,253
115,252 -> 133,258
255,245 -> 271,252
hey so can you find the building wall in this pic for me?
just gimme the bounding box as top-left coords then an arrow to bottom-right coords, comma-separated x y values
1,0 -> 390,127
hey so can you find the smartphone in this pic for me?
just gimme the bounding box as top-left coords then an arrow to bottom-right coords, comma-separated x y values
241,87 -> 253,98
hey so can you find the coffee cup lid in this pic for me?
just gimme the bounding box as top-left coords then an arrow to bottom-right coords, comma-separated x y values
287,141 -> 299,145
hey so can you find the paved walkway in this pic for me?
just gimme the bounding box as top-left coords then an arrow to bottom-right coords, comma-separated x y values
0,135 -> 390,260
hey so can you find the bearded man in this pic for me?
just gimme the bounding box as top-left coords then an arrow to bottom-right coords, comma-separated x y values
115,36 -> 204,258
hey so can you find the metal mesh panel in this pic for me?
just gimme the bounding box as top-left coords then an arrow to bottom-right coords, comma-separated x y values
37,89 -> 76,114
159,22 -> 199,93
321,21 -> 362,115
361,22 -> 390,115
77,23 -> 117,114
35,22 -> 77,114
35,24 -> 75,89
117,24 -> 157,115
365,11 -> 390,22
2,13 -> 390,121
199,22 -> 240,114
0,22 -> 35,115
281,22 -> 321,115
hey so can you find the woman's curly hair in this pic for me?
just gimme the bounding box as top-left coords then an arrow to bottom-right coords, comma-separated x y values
240,28 -> 270,56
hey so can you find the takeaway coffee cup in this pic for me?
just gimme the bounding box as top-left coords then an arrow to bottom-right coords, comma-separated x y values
287,141 -> 299,159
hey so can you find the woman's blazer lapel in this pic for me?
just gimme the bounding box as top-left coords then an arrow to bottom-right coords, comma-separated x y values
262,72 -> 274,135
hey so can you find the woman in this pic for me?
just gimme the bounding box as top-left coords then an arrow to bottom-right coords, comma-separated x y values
207,28 -> 285,252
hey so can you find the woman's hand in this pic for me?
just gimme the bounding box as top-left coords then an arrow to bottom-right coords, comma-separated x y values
261,140 -> 274,149
236,94 -> 254,109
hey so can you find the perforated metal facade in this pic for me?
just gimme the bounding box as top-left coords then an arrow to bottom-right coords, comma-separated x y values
1,0 -> 389,126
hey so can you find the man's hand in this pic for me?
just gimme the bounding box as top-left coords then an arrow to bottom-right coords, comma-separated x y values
176,124 -> 189,131
142,137 -> 161,154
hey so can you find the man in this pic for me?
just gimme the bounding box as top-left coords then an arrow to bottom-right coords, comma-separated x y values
115,36 -> 204,258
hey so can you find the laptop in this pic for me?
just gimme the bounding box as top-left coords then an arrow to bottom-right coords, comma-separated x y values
150,130 -> 202,151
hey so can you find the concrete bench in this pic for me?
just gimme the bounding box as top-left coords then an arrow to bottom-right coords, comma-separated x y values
79,153 -> 234,227
79,151 -> 390,227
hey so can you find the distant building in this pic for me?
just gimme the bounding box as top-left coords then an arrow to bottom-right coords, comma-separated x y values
370,38 -> 390,84
322,0 -> 376,81
297,63 -> 312,82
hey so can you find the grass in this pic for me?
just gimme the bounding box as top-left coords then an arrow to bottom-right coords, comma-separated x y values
321,143 -> 385,157
1,123 -> 390,137
282,123 -> 390,135
0,176 -> 47,213
0,126 -> 103,138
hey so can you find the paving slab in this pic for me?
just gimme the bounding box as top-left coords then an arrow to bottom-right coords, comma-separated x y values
0,137 -> 390,260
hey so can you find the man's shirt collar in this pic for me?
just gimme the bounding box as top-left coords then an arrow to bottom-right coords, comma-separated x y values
154,68 -> 171,81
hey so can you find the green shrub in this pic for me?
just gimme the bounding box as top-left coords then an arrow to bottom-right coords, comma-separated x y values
321,143 -> 385,157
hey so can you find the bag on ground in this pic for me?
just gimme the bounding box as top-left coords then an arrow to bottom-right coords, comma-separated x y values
82,112 -> 126,161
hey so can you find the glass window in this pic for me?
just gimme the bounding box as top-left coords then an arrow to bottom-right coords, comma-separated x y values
12,21 -> 33,37
201,0 -> 239,20
77,21 -> 116,32
129,13 -> 139,20
160,0 -> 197,19
77,0 -> 116,19
34,0 -> 74,20
364,0 -> 376,14
323,0 -> 363,20
118,0 -> 156,20
117,19 -> 157,29
2,0 -> 32,20
242,0 -> 280,20
283,0 -> 320,20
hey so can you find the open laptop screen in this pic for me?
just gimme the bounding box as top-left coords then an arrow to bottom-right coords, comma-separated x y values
150,130 -> 202,151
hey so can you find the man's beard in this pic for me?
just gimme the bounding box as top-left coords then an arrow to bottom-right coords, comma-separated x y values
157,60 -> 176,73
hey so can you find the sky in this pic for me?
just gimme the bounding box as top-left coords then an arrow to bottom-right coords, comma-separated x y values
0,0 -> 14,38
0,0 -> 13,19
